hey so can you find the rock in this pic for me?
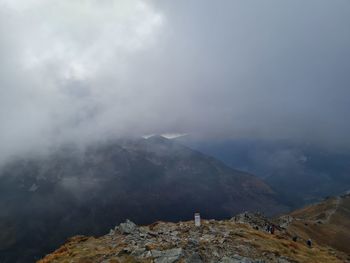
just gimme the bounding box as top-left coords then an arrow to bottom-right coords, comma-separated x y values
220,256 -> 240,263
219,255 -> 258,263
151,250 -> 163,257
218,238 -> 225,244
146,242 -> 158,250
117,247 -> 132,255
200,234 -> 215,242
152,248 -> 183,263
139,226 -> 149,232
162,248 -> 182,257
232,212 -> 272,231
131,248 -> 146,256
119,219 -> 137,234
148,230 -> 159,237
187,238 -> 199,247
170,231 -> 179,236
212,251 -> 220,257
277,257 -> 293,263
185,253 -> 203,263
277,216 -> 294,229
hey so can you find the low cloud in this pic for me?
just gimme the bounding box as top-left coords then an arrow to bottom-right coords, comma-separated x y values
0,0 -> 350,164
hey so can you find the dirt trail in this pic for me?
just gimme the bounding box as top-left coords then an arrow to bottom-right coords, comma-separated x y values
325,196 -> 341,223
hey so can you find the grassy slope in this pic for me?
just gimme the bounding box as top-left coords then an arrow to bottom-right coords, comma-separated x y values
287,194 -> 350,255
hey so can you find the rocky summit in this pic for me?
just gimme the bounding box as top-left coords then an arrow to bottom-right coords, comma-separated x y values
38,213 -> 349,263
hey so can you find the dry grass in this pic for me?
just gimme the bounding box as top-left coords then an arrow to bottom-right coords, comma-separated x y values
237,225 -> 344,263
287,195 -> 350,256
38,219 -> 348,263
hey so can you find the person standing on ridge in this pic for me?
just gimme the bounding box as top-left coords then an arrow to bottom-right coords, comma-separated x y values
307,239 -> 312,248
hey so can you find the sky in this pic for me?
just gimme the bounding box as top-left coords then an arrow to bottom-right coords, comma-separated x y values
0,0 -> 350,163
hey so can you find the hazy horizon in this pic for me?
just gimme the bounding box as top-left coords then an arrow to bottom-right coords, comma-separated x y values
1,0 -> 350,164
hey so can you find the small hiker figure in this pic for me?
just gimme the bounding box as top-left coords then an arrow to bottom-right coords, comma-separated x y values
270,225 -> 275,234
307,239 -> 312,248
292,235 -> 298,242
266,225 -> 271,233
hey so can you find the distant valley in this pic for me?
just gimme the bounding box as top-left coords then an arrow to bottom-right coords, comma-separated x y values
177,137 -> 350,207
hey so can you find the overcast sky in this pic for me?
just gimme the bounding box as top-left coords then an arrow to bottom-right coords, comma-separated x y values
0,0 -> 350,162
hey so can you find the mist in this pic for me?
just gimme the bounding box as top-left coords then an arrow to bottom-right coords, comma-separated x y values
1,0 -> 350,164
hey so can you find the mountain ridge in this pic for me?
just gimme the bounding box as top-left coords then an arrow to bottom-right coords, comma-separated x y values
38,208 -> 350,263
0,137 -> 287,262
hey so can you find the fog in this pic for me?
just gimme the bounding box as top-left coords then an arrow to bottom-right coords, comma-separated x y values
1,0 -> 350,163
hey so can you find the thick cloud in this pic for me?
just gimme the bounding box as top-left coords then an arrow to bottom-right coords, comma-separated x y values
0,0 -> 350,163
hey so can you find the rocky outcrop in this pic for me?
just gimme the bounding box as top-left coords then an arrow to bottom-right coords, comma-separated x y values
39,217 -> 347,263
231,212 -> 273,229
118,219 -> 138,235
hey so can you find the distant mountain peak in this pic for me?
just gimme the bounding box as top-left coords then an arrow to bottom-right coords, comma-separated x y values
143,133 -> 188,140
145,134 -> 170,142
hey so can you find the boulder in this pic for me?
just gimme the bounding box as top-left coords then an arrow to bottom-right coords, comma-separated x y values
119,219 -> 137,234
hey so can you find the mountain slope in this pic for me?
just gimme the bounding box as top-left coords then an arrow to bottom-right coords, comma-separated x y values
0,137 -> 286,262
176,137 -> 350,207
283,193 -> 350,255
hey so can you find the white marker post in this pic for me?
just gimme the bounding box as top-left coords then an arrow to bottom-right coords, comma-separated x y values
194,212 -> 201,227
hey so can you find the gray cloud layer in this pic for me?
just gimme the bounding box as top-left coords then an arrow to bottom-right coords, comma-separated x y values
0,0 -> 350,162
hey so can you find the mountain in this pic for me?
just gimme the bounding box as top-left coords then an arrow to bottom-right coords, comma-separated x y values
176,137 -> 350,207
38,213 -> 349,263
0,136 -> 287,262
282,193 -> 350,255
